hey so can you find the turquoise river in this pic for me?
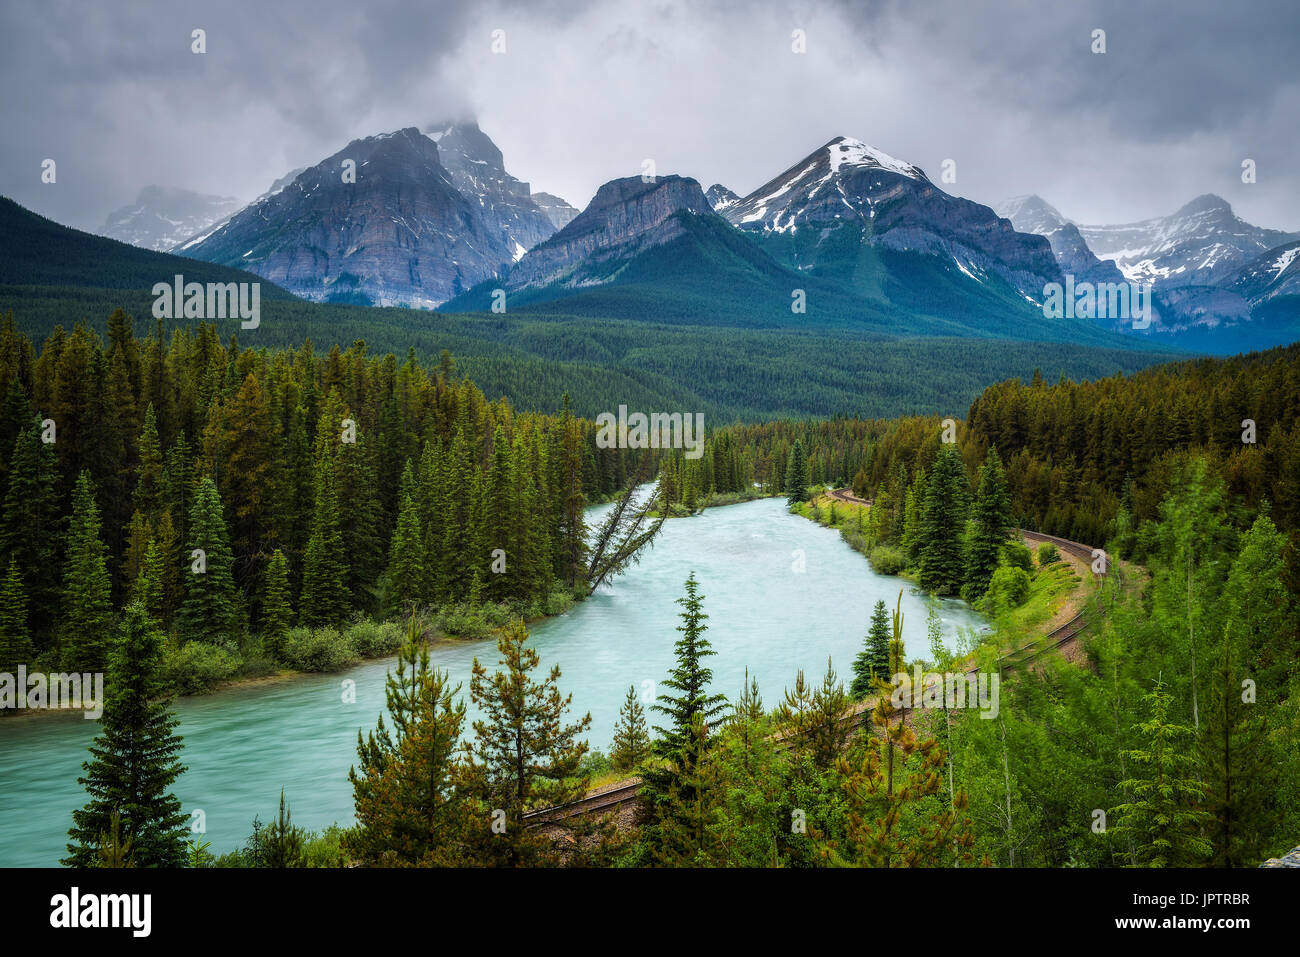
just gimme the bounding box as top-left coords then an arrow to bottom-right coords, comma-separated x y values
0,496 -> 985,866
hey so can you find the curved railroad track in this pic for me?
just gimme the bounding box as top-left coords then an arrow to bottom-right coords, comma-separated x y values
526,490 -> 1120,827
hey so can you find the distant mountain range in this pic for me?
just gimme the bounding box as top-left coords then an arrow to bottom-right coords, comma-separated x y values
999,193 -> 1300,347
41,121 -> 1300,353
100,186 -> 243,252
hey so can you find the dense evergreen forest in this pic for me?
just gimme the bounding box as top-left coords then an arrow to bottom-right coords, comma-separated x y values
0,310 -> 657,688
1,281 -> 1183,421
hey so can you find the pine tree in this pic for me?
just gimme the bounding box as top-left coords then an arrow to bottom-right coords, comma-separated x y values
964,446 -> 1012,599
466,618 -> 592,866
1111,681 -> 1213,867
0,557 -> 32,672
1,416 -> 61,641
60,472 -> 115,672
384,462 -> 426,611
611,685 -> 651,771
347,618 -> 473,866
640,574 -> 729,844
821,595 -> 979,868
776,658 -> 855,769
785,440 -> 809,506
300,438 -> 349,625
651,573 -> 728,764
130,540 -> 165,624
258,790 -> 306,868
851,599 -> 892,698
261,549 -> 293,640
918,444 -> 969,596
176,477 -> 241,648
65,604 -> 189,868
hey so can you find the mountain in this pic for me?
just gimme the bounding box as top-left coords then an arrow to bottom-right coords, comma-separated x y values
179,124 -> 575,307
1077,194 -> 1300,288
721,136 -> 1064,304
424,120 -> 576,256
444,166 -> 1148,348
442,173 -> 840,324
532,192 -> 580,231
0,195 -> 294,298
100,186 -> 243,252
705,184 -> 740,213
995,195 -> 1125,287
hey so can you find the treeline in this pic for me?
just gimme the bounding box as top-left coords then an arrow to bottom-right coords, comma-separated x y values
0,310 -> 650,680
857,345 -> 1300,553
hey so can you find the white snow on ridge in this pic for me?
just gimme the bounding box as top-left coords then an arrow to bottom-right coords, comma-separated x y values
830,137 -> 924,180
1270,245 -> 1300,281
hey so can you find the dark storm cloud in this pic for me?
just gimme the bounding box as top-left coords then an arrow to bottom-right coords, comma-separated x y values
1,0 -> 1296,233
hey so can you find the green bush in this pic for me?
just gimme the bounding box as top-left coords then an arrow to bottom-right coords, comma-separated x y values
278,627 -> 358,672
1001,541 -> 1034,573
1036,542 -> 1061,566
985,565 -> 1032,613
345,620 -> 403,658
434,604 -> 495,641
867,545 -> 906,576
161,641 -> 243,695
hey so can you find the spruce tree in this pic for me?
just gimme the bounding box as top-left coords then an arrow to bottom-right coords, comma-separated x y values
785,440 -> 809,506
1111,681 -> 1213,867
65,604 -> 189,868
851,599 -> 892,698
60,472 -> 115,672
964,446 -> 1012,599
651,573 -> 728,764
2,416 -> 61,641
176,476 -> 241,648
611,685 -> 651,771
0,557 -> 32,672
384,463 -> 426,611
261,549 -> 293,640
918,444 -> 969,596
300,446 -> 349,625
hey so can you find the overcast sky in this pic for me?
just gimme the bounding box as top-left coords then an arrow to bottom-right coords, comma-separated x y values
3,0 -> 1298,233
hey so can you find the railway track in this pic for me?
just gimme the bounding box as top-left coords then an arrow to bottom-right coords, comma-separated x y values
526,492 -> 1119,826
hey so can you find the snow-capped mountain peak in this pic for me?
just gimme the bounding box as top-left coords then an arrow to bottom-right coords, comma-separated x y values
826,136 -> 926,181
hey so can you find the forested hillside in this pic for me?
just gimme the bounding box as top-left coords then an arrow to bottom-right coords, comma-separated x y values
0,310 -> 652,687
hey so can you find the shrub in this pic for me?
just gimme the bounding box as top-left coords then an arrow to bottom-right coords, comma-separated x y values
278,626 -> 358,672
984,565 -> 1032,614
434,604 -> 495,641
161,641 -> 243,695
1036,542 -> 1061,566
345,620 -> 403,658
867,545 -> 906,576
1001,541 -> 1034,573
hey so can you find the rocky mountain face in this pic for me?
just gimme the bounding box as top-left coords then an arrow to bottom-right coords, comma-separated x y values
723,136 -> 1062,300
531,192 -> 579,231
180,124 -> 575,307
1077,194 -> 1299,288
705,184 -> 740,213
995,195 -> 1125,287
100,186 -> 242,252
499,174 -> 715,291
425,120 -> 575,258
